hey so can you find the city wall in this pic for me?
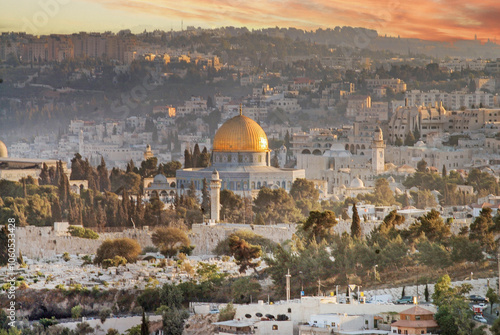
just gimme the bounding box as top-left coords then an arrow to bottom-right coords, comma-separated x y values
15,217 -> 469,258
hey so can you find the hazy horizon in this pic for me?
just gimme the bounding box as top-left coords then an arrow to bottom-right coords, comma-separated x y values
1,0 -> 499,43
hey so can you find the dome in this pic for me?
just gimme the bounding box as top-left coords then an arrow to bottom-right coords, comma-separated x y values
153,174 -> 167,184
387,176 -> 395,183
350,177 -> 365,188
213,114 -> 269,152
0,140 -> 7,158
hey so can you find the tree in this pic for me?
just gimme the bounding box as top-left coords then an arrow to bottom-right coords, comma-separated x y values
160,161 -> 182,177
99,308 -> 112,323
424,284 -> 429,302
417,159 -> 428,173
192,144 -> 201,168
373,178 -> 395,205
97,157 -> 111,192
71,305 -> 83,319
492,317 -> 500,335
199,147 -> 211,167
152,227 -> 190,257
486,287 -> 499,314
218,303 -> 236,322
231,277 -> 262,303
253,188 -> 302,224
94,238 -> 142,264
184,149 -> 192,168
301,210 -> 337,242
162,307 -> 189,335
290,178 -> 319,202
141,310 -> 149,335
442,165 -> 447,178
350,203 -> 362,239
408,209 -> 451,242
229,235 -> 262,273
469,207 -> 496,252
404,131 -> 415,146
401,286 -> 405,298
201,178 -> 210,216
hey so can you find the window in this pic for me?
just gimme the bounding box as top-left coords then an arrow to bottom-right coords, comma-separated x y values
272,325 -> 278,330
288,308 -> 291,313
415,316 -> 421,320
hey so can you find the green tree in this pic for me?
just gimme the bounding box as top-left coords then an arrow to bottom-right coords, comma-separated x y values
301,210 -> 337,242
373,178 -> 395,205
162,307 -> 189,335
71,305 -> 83,319
408,209 -> 451,242
231,277 -> 262,303
160,283 -> 184,310
290,178 -> 319,202
253,188 -> 302,223
417,159 -> 428,173
152,227 -> 190,257
141,310 -> 149,335
229,235 -> 262,273
350,203 -> 362,239
469,207 -> 496,252
424,284 -> 429,302
487,287 -> 499,314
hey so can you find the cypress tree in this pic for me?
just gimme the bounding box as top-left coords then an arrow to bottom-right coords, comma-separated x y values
141,310 -> 149,335
97,157 -> 111,192
39,163 -> 50,185
201,178 -> 210,215
193,144 -> 201,168
350,203 -> 362,239
184,149 -> 192,168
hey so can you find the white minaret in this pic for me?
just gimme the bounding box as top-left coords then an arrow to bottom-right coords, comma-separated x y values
372,126 -> 385,174
210,169 -> 221,222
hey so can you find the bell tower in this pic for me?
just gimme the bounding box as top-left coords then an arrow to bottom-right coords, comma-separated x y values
372,127 -> 385,174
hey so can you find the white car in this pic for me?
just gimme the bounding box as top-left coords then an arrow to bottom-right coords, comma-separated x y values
473,315 -> 487,323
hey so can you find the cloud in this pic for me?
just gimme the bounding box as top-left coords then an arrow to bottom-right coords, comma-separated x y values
31,0 -> 500,41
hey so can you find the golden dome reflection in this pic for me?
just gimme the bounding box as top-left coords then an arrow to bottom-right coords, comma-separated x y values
213,114 -> 269,152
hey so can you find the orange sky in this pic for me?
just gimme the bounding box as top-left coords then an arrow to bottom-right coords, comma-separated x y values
2,0 -> 499,42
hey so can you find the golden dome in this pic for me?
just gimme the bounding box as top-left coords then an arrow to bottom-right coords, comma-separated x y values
213,114 -> 269,152
0,140 -> 7,158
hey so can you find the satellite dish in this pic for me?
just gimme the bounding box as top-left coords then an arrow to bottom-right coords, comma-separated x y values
256,313 -> 263,317
245,314 -> 252,319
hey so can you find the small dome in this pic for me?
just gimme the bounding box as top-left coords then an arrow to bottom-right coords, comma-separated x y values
153,174 -> 167,183
415,141 -> 426,147
0,140 -> 8,158
350,177 -> 365,188
387,176 -> 395,183
332,195 -> 340,201
340,184 -> 347,189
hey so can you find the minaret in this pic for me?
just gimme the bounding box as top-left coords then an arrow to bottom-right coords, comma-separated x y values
144,144 -> 154,161
372,126 -> 385,174
210,169 -> 221,222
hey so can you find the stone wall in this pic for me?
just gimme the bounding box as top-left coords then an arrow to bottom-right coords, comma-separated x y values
16,226 -> 154,258
190,222 -> 297,255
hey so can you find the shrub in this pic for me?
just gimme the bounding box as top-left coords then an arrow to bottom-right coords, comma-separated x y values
68,226 -> 99,239
71,305 -> 83,319
63,252 -> 71,262
94,238 -> 141,265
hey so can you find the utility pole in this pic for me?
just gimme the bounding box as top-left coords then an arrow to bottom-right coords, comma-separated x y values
286,269 -> 291,302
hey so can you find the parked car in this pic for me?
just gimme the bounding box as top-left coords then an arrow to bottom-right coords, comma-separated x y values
473,315 -> 487,323
395,296 -> 414,304
469,295 -> 488,303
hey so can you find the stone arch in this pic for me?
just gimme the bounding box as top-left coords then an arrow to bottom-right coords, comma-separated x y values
302,149 -> 311,154
312,149 -> 322,155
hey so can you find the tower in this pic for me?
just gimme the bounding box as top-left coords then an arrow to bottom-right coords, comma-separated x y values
144,144 -> 154,161
210,169 -> 221,222
372,127 -> 385,174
